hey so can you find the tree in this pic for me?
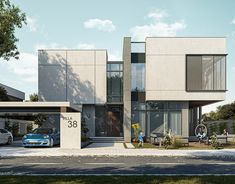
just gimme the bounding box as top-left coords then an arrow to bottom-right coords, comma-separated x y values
202,101 -> 235,121
0,86 -> 9,101
0,0 -> 26,60
29,93 -> 38,102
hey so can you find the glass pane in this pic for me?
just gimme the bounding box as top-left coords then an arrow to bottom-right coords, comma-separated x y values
95,105 -> 123,137
202,56 -> 213,90
214,56 -> 226,90
168,111 -> 182,135
147,101 -> 167,110
107,72 -> 123,102
131,111 -> 146,136
147,111 -> 167,136
187,56 -> 202,90
131,63 -> 145,91
168,102 -> 183,109
131,42 -> 145,53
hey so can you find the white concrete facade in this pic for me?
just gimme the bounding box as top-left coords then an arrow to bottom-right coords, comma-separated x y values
145,37 -> 226,101
38,50 -> 107,105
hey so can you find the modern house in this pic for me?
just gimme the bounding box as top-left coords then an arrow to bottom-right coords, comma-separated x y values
38,37 -> 227,142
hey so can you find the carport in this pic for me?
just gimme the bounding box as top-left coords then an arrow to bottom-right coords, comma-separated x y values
0,102 -> 82,149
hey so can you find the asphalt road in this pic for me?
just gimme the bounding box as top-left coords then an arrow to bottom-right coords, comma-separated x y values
1,156 -> 235,175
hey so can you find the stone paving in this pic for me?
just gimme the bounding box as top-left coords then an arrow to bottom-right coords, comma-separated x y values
1,142 -> 235,157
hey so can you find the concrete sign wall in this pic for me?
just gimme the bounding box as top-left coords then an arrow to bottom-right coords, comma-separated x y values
60,113 -> 81,149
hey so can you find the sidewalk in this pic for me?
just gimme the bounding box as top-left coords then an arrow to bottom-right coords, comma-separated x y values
1,143 -> 235,157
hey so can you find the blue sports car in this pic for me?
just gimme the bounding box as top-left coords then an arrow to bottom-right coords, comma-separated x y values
22,128 -> 60,147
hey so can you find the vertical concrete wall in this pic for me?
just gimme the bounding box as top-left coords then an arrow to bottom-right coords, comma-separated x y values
145,37 -> 226,101
38,50 -> 67,101
38,50 -> 107,105
123,37 -> 132,142
60,112 -> 81,149
182,102 -> 189,137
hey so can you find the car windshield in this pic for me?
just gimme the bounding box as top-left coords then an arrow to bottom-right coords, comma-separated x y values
32,128 -> 53,134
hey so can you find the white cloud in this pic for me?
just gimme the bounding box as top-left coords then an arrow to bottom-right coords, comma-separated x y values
130,9 -> 186,41
27,16 -> 38,32
77,43 -> 95,49
108,51 -> 122,61
0,53 -> 38,83
147,9 -> 169,21
84,18 -> 116,32
34,43 -> 68,52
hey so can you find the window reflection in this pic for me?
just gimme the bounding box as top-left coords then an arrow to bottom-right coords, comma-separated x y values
131,63 -> 145,92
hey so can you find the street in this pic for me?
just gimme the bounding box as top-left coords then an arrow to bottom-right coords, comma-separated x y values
1,156 -> 235,175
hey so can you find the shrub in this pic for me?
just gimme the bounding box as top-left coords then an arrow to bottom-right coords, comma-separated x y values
163,133 -> 173,149
172,138 -> 183,149
210,132 -> 220,149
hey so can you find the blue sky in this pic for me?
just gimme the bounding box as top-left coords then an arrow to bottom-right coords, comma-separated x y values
0,0 -> 234,112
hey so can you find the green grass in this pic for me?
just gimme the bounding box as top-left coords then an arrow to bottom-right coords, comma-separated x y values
1,176 -> 235,184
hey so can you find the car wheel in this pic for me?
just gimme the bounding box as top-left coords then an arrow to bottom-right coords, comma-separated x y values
7,137 -> 13,145
50,138 -> 54,147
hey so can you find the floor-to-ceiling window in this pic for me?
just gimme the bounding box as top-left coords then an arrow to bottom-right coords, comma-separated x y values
95,105 -> 123,137
131,102 -> 183,139
107,62 -> 123,102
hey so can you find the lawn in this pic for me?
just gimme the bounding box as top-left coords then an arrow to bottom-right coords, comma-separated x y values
1,176 -> 235,184
130,142 -> 235,149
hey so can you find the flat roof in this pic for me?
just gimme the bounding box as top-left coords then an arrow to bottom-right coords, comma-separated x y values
0,83 -> 25,100
0,102 -> 80,114
0,101 -> 70,107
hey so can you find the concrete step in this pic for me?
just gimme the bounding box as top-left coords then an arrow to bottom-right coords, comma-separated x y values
90,137 -> 124,143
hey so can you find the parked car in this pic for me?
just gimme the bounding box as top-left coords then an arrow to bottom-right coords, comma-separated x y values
0,129 -> 13,145
22,127 -> 60,147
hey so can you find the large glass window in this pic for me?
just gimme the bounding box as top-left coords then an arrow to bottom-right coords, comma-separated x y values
131,63 -> 145,92
107,63 -> 123,102
95,105 -> 123,137
131,101 -> 183,138
186,55 -> 226,91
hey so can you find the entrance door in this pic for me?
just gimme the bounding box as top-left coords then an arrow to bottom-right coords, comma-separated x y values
95,105 -> 123,137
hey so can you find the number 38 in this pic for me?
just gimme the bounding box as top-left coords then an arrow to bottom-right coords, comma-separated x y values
68,121 -> 78,128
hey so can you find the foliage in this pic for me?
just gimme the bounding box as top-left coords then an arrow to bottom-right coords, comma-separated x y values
29,93 -> 38,102
11,122 -> 19,137
172,137 -> 183,149
202,101 -> 235,121
81,136 -> 89,142
0,0 -> 26,60
131,123 -> 142,142
27,123 -> 33,133
4,119 -> 11,131
163,133 -> 173,149
0,86 -> 9,101
210,132 -> 220,149
33,114 -> 47,127
218,122 -> 227,134
232,121 -> 235,134
81,117 -> 89,136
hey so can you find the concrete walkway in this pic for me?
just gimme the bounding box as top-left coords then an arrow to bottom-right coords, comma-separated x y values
1,142 -> 235,157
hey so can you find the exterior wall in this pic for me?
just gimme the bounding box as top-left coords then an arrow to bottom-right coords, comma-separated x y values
123,37 -> 132,142
38,50 -> 107,105
145,37 -> 226,101
182,102 -> 189,137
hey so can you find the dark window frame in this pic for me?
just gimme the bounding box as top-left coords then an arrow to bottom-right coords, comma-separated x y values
186,54 -> 227,92
107,62 -> 123,102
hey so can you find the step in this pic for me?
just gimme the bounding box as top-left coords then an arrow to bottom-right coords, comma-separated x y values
90,137 -> 124,143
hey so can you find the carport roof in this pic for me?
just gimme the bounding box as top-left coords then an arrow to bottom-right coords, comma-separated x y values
0,102 -> 80,114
